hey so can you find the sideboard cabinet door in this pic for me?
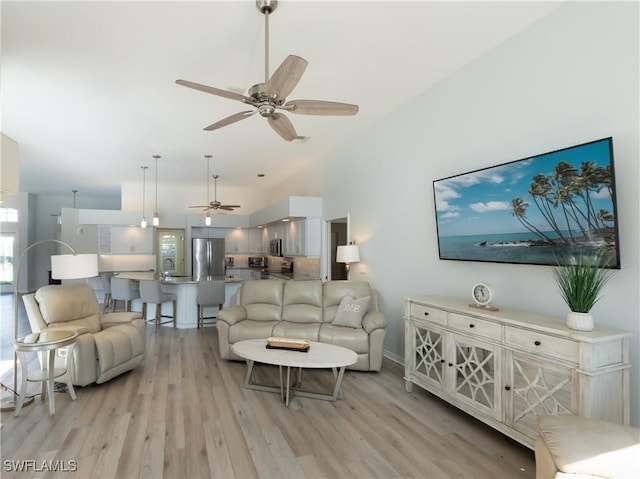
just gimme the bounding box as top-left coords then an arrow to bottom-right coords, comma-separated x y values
504,351 -> 575,439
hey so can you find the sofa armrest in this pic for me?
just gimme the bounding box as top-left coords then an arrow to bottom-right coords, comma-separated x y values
217,305 -> 247,326
362,311 -> 387,334
100,312 -> 142,329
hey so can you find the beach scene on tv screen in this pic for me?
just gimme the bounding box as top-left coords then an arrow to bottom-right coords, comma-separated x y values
433,138 -> 619,267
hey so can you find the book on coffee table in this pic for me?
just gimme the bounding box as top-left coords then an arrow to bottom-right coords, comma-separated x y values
266,337 -> 310,352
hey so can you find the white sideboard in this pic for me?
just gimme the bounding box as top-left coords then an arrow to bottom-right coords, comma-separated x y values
403,295 -> 632,449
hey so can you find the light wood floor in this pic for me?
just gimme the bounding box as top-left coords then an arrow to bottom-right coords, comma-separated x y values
1,324 -> 535,478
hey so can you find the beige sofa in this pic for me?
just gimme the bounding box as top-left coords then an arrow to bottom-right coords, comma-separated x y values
217,279 -> 387,371
23,283 -> 146,386
535,415 -> 640,479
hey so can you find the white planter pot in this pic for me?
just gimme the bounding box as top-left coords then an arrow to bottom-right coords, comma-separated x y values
566,311 -> 594,331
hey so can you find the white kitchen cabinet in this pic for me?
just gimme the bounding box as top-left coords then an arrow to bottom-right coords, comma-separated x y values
108,226 -> 154,254
248,228 -> 265,254
224,228 -> 248,254
281,218 -> 321,257
404,295 -> 631,449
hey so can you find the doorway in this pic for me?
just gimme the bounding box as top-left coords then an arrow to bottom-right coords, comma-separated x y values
156,229 -> 185,276
0,233 -> 15,293
329,219 -> 348,280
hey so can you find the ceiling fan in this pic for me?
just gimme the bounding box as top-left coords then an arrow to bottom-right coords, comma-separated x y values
175,0 -> 359,141
189,156 -> 240,213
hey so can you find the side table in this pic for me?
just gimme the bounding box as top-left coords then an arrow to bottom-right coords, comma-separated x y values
14,329 -> 79,416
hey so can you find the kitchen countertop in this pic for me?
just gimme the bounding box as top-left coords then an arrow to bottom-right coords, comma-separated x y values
114,272 -> 243,284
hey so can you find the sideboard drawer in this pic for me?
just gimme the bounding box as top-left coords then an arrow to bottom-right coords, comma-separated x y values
449,313 -> 501,341
505,326 -> 578,363
410,303 -> 447,325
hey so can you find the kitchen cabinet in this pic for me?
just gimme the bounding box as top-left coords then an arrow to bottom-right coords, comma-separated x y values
224,228 -> 248,254
248,228 -> 266,254
404,295 -> 631,449
106,226 -> 154,254
282,218 -> 321,257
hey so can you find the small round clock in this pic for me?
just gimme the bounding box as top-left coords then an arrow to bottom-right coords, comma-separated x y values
472,283 -> 493,307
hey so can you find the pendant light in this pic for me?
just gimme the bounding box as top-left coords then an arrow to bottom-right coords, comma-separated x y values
204,154 -> 212,226
152,155 -> 160,226
140,165 -> 148,228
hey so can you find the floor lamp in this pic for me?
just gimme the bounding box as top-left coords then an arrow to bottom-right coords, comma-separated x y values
0,239 -> 98,411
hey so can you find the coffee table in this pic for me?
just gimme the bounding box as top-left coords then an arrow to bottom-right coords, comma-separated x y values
232,339 -> 357,406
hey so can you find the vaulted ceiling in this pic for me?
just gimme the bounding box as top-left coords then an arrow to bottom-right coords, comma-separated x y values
1,1 -> 561,200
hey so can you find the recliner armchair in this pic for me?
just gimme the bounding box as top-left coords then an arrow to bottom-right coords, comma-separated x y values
22,282 -> 146,386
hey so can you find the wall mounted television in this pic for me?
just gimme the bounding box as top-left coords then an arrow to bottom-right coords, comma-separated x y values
433,137 -> 620,268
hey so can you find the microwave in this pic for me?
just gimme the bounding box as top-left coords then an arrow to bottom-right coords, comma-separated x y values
248,256 -> 266,268
269,239 -> 282,257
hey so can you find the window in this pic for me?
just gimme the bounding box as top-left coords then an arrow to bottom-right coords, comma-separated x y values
0,208 -> 18,222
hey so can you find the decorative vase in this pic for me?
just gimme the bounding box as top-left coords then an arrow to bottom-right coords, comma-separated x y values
566,311 -> 594,331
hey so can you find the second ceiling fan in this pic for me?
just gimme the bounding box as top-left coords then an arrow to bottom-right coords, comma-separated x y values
176,0 -> 359,141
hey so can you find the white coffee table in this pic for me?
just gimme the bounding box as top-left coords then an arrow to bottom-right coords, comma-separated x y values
232,339 -> 357,406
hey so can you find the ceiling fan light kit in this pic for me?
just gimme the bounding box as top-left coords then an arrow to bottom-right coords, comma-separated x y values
176,0 -> 358,141
189,155 -> 241,220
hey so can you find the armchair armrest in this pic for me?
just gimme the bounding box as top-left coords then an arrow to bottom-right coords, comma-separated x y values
100,312 -> 142,329
362,311 -> 387,333
216,305 -> 247,326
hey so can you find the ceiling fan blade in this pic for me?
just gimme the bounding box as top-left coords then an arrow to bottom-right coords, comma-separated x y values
221,205 -> 241,209
265,55 -> 308,99
203,111 -> 256,131
284,99 -> 359,116
268,113 -> 298,141
218,206 -> 236,211
176,79 -> 253,103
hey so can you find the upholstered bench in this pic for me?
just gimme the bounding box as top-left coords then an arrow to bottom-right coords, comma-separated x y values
535,415 -> 640,479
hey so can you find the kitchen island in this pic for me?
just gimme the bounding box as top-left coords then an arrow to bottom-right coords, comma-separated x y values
114,272 -> 243,329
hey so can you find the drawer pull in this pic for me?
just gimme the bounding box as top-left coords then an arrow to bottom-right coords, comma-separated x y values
534,340 -> 541,346
424,311 -> 429,316
469,324 -> 475,328
440,359 -> 445,363
505,386 -> 511,391
448,362 -> 453,367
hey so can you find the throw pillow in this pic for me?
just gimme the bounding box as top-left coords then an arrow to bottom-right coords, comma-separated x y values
332,295 -> 370,328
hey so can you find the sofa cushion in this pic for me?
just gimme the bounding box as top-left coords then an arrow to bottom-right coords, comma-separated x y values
536,415 -> 640,479
272,322 -> 320,341
241,280 -> 284,321
332,295 -> 370,328
48,314 -> 101,334
323,281 -> 372,323
282,280 -> 323,324
319,323 -> 370,354
35,283 -> 101,324
229,320 -> 279,343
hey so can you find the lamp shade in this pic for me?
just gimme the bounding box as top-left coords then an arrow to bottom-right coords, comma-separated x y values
51,254 -> 98,279
336,245 -> 360,264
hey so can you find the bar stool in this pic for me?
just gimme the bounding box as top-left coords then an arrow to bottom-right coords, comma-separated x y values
196,280 -> 225,328
100,272 -> 114,313
111,277 -> 140,312
140,280 -> 177,333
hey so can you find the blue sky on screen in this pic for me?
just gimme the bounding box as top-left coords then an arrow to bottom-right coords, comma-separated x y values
434,139 -> 614,237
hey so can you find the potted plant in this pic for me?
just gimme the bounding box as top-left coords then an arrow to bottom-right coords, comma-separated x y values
552,248 -> 615,331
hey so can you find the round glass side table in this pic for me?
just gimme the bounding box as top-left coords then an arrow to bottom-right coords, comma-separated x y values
13,329 -> 79,417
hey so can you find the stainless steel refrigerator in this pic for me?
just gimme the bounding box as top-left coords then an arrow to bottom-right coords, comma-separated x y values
192,238 -> 225,280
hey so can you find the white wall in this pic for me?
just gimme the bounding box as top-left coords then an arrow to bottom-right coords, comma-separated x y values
271,2 -> 640,425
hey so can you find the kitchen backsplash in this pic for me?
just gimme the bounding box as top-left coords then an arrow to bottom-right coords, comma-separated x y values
226,254 -> 320,279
